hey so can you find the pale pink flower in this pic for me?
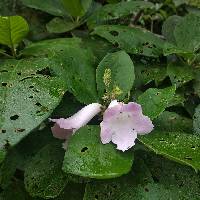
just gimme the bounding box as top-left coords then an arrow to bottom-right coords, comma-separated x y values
50,103 -> 102,140
100,100 -> 154,151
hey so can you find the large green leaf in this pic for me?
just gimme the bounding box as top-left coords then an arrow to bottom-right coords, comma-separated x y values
96,50 -> 135,100
63,125 -> 134,179
137,86 -> 176,120
24,142 -> 67,199
22,38 -> 98,104
92,25 -> 166,57
84,152 -> 200,200
174,13 -> 200,52
138,131 -> 200,171
0,16 -> 29,50
87,1 -> 154,29
167,62 -> 194,88
21,0 -> 67,16
61,0 -> 92,17
0,58 -> 66,163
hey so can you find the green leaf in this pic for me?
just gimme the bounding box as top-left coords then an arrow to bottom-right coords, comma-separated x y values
138,130 -> 200,171
52,47 -> 98,104
54,183 -> 85,200
193,104 -> 200,135
137,86 -> 176,120
162,15 -> 182,44
21,0 -> 67,16
167,92 -> 185,107
21,37 -> 81,57
0,58 -> 66,163
63,125 -> 134,179
84,152 -> 200,200
0,16 -> 29,50
15,127 -> 56,170
154,111 -> 193,133
24,142 -> 67,199
61,0 -> 92,17
174,13 -> 200,52
134,62 -> 167,88
80,37 -> 114,63
87,1 -> 154,29
46,17 -> 80,33
96,50 -> 135,100
167,62 -> 194,88
0,149 -> 19,189
92,25 -> 166,57
22,38 -> 98,104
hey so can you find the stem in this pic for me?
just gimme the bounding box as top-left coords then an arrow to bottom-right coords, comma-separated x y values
11,45 -> 17,58
151,19 -> 154,32
0,51 -> 13,58
131,10 -> 143,25
76,16 -> 80,23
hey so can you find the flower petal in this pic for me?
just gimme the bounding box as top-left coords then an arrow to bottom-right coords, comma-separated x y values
112,129 -> 137,152
132,114 -> 154,135
50,103 -> 102,139
51,122 -> 73,140
100,122 -> 112,144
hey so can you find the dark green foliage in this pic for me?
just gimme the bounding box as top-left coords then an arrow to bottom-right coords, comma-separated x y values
1,1 -> 200,199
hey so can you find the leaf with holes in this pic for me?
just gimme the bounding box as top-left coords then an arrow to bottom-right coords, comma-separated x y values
87,1 -> 154,29
138,130 -> 200,171
134,62 -> 167,88
167,62 -> 194,88
137,86 -> 176,120
0,58 -> 66,163
92,25 -> 166,57
21,0 -> 67,16
96,50 -> 135,100
22,38 -> 98,104
0,16 -> 29,51
63,125 -> 134,179
24,142 -> 67,199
